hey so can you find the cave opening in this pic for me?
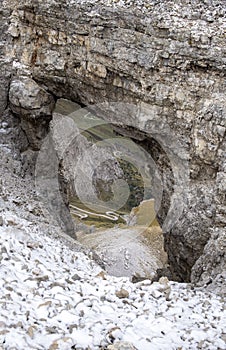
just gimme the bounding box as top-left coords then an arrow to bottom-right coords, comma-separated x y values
51,98 -> 176,279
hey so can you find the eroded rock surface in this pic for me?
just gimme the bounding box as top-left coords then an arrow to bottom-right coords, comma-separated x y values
9,76 -> 55,150
1,0 -> 225,290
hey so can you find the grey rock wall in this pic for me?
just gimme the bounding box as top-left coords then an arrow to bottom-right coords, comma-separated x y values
9,76 -> 55,150
1,0 -> 225,290
0,3 -> 11,115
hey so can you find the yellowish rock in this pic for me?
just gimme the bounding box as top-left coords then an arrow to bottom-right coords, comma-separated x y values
115,288 -> 129,299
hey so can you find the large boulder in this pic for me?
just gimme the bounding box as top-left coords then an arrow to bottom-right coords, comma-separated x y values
9,76 -> 55,150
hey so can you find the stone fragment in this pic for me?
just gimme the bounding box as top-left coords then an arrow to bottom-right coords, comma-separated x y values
107,326 -> 122,342
27,325 -> 35,339
87,62 -> 107,78
96,271 -> 106,279
9,77 -> 55,150
8,23 -> 20,37
158,276 -> 171,300
107,342 -> 138,350
71,273 -> 81,281
115,288 -> 129,299
35,275 -> 49,282
221,333 -> 226,343
6,216 -> 18,226
9,77 -> 54,118
26,241 -> 40,249
49,337 -> 73,349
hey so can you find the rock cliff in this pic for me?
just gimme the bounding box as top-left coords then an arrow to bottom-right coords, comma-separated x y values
1,0 -> 225,292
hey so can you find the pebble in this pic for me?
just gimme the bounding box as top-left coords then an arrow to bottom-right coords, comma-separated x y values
1,122 -> 8,129
115,288 -> 130,299
107,342 -> 138,350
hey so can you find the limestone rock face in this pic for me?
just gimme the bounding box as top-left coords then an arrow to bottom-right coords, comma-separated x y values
1,0 -> 226,290
191,227 -> 226,296
9,77 -> 55,150
0,3 -> 11,116
9,77 -> 54,116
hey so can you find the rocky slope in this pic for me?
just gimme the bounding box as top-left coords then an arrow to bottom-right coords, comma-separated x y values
0,145 -> 225,349
0,0 -> 225,292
